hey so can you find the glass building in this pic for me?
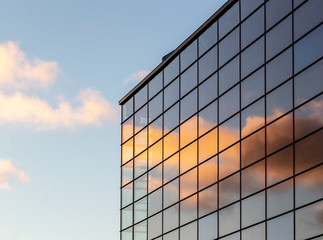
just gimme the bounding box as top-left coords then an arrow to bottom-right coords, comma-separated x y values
119,0 -> 323,239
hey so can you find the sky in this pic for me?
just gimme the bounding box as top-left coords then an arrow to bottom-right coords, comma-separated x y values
0,1 -> 227,239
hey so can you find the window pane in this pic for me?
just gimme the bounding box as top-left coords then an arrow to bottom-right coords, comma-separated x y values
266,47 -> 293,91
181,63 -> 197,97
180,194 -> 197,225
219,172 -> 240,208
164,178 -> 179,208
181,40 -> 197,71
241,160 -> 265,198
180,221 -> 197,240
134,174 -> 147,201
148,188 -> 162,216
134,197 -> 147,223
219,114 -> 239,152
122,205 -> 133,229
164,230 -> 178,240
199,212 -> 218,240
134,151 -> 147,178
134,220 -> 147,240
219,85 -> 239,123
294,24 -> 323,73
122,138 -> 133,164
180,115 -> 197,148
164,153 -> 179,183
242,191 -> 265,227
122,117 -> 133,143
241,129 -> 265,167
199,184 -> 218,217
219,143 -> 240,180
199,100 -> 217,136
122,227 -> 132,240
122,183 -> 133,207
134,104 -> 147,133
122,160 -> 133,186
148,92 -> 162,122
241,37 -> 264,78
241,6 -> 264,49
180,141 -> 197,174
199,21 -> 218,57
148,164 -> 162,193
199,73 -> 217,109
219,2 -> 239,39
148,116 -> 162,146
164,56 -> 179,86
180,168 -> 197,200
135,86 -> 147,112
134,128 -> 147,156
242,223 -> 265,240
164,128 -> 179,160
199,128 -> 218,163
164,103 -> 179,134
148,140 -> 162,169
241,98 -> 265,138
123,97 -> 133,121
148,213 -> 162,239
219,202 -> 240,237
199,156 -> 218,189
266,0 -> 292,30
267,213 -> 294,240
180,89 -> 197,122
149,72 -> 162,99
164,77 -> 179,111
241,0 -> 264,20
241,67 -> 264,108
163,203 -> 179,233
219,56 -> 239,95
294,0 -> 323,40
267,179 -> 293,218
199,45 -> 218,83
219,27 -> 239,67
221,232 -> 240,240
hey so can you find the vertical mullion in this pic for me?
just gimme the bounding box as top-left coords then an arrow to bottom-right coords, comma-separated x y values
216,19 -> 220,240
264,0 -> 268,239
178,53 -> 181,240
238,0 -> 242,239
196,37 -> 200,240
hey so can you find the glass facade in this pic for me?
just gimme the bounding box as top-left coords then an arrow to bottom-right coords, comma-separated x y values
120,0 -> 323,239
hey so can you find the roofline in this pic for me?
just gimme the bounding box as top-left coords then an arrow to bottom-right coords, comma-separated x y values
119,0 -> 236,105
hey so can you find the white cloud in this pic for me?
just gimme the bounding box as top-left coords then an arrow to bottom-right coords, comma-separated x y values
123,70 -> 150,85
0,88 -> 117,130
0,159 -> 30,190
0,41 -> 59,90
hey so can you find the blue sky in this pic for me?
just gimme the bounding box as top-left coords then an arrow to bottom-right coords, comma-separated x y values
0,1 -> 227,239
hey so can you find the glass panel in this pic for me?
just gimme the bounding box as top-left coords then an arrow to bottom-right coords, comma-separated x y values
295,200 -> 323,240
267,179 -> 293,218
219,2 -> 239,39
241,6 -> 264,49
180,221 -> 197,240
294,59 -> 323,107
134,220 -> 147,240
295,95 -> 323,140
122,227 -> 132,240
199,45 -> 218,83
134,151 -> 147,178
220,232 -> 240,240
266,47 -> 293,91
199,156 -> 218,189
148,92 -> 162,123
219,85 -> 239,123
181,63 -> 197,97
267,213 -> 294,240
199,212 -> 218,240
266,113 -> 293,154
241,160 -> 265,198
164,153 -> 179,183
122,183 -> 133,207
295,130 -> 323,174
123,97 -> 133,121
148,116 -> 162,146
199,127 -> 218,163
199,21 -> 218,57
180,194 -> 197,225
164,128 -> 179,160
294,0 -> 323,40
135,85 -> 147,112
181,39 -> 197,71
180,116 -> 197,149
219,143 -> 240,180
266,80 -> 293,122
134,197 -> 147,223
164,103 -> 179,134
163,203 -> 179,233
267,146 -> 293,186
266,16 -> 292,61
241,36 -> 264,79
134,128 -> 147,156
219,172 -> 240,208
266,0 -> 292,30
241,98 -> 265,138
199,73 -> 217,109
219,56 -> 239,95
242,223 -> 265,240
164,77 -> 179,111
148,213 -> 162,240
199,100 -> 217,136
122,117 -> 133,143
294,0 -> 305,8
149,72 -> 162,99
219,114 -> 239,152
241,67 -> 264,108
219,27 -> 239,67
134,174 -> 147,201
122,205 -> 133,229
148,140 -> 162,169
134,104 -> 147,134
148,164 -> 162,193
199,184 -> 218,217
164,230 -> 178,240
180,141 -> 197,174
180,89 -> 197,122
164,56 -> 179,86
122,160 -> 133,186
294,24 -> 323,73
241,0 -> 264,20
122,138 -> 133,164
219,202 -> 240,237
241,129 -> 265,167
148,188 -> 162,216
295,165 -> 323,207
164,178 -> 179,208
242,191 -> 265,227
180,168 -> 197,200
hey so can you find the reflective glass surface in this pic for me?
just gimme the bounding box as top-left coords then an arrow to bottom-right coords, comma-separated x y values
219,27 -> 239,67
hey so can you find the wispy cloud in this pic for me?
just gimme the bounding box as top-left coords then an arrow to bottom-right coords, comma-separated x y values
0,159 -> 30,190
0,41 -> 59,90
123,70 -> 150,85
